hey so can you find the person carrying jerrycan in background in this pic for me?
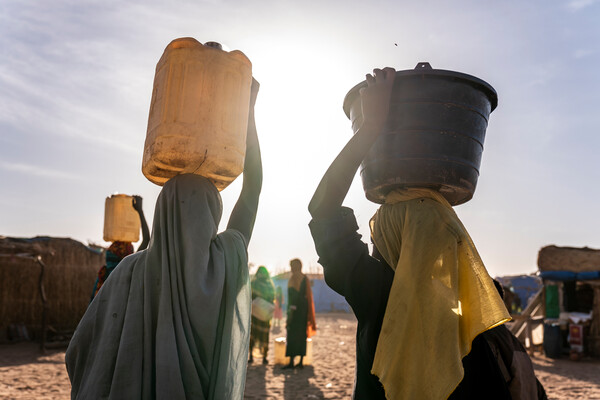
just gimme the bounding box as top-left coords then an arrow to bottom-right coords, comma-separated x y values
90,195 -> 150,301
67,78 -> 262,400
308,67 -> 546,399
249,266 -> 276,365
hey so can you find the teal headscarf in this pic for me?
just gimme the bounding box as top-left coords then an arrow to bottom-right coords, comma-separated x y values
251,266 -> 275,303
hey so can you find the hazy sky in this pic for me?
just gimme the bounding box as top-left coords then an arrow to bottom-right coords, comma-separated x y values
1,0 -> 599,277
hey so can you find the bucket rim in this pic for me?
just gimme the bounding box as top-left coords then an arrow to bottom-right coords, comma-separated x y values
342,64 -> 498,118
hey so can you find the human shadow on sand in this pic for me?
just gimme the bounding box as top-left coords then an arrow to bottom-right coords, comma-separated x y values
532,356 -> 600,387
244,361 -> 269,399
0,342 -> 66,368
273,363 -> 324,400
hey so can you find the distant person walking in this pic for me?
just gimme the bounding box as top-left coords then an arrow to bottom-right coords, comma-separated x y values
66,78 -> 262,400
90,195 -> 149,302
249,266 -> 275,364
273,286 -> 284,328
283,258 -> 316,369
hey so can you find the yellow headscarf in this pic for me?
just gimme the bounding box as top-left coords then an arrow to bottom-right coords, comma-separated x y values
370,188 -> 510,400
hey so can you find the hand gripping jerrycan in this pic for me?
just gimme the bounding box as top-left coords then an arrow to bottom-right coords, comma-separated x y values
142,38 -> 253,189
103,194 -> 140,243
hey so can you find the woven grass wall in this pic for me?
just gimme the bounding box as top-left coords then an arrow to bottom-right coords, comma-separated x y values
0,236 -> 104,336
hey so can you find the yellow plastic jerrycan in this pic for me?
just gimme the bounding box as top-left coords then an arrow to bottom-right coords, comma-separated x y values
103,194 -> 141,243
142,37 -> 253,189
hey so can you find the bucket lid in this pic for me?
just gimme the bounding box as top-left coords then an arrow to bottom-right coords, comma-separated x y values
343,62 -> 498,118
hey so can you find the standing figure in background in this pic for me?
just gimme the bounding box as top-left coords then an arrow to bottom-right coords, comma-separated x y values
283,258 -> 317,369
90,195 -> 150,301
249,266 -> 275,364
273,286 -> 284,328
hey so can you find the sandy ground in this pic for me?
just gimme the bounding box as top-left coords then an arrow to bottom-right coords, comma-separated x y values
1,313 -> 600,399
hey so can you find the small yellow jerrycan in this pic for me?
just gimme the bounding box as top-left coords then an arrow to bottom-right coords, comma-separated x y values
142,37 -> 253,189
103,194 -> 141,243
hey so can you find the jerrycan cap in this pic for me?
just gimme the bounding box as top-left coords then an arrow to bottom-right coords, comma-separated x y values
164,38 -> 225,51
204,41 -> 223,50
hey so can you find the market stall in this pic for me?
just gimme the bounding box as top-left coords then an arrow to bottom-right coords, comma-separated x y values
537,245 -> 600,359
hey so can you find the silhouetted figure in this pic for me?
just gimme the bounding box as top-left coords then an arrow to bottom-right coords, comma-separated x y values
308,68 -> 544,399
283,258 -> 316,369
273,286 -> 284,328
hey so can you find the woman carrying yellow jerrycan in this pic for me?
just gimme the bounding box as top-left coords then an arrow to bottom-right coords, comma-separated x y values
66,41 -> 263,399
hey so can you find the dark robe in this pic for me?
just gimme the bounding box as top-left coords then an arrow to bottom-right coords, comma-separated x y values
309,206 -> 547,400
286,276 -> 309,357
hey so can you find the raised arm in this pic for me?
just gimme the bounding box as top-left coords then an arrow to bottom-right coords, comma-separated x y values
132,195 -> 150,251
227,78 -> 263,242
308,68 -> 396,219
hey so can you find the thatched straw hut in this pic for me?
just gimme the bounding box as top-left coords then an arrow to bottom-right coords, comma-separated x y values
0,236 -> 104,343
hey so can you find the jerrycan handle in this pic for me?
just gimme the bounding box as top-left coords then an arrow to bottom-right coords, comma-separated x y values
415,62 -> 432,70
